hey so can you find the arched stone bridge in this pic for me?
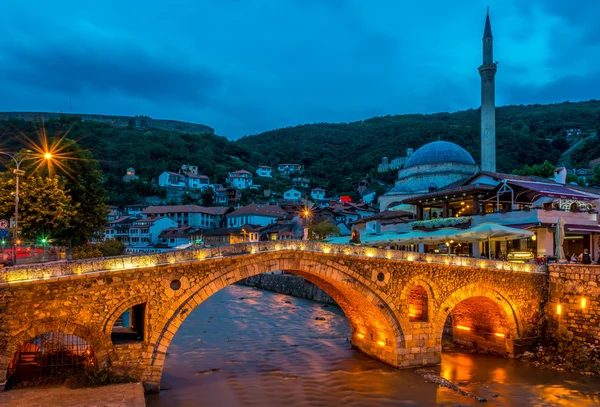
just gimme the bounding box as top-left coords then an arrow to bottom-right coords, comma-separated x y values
0,241 -> 548,391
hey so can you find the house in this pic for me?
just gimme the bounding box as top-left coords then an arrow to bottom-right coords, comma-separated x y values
227,204 -> 286,227
292,177 -> 310,188
187,174 -> 211,190
203,225 -> 261,246
277,163 -> 303,175
125,203 -> 149,216
180,164 -> 198,175
256,166 -> 273,178
104,216 -> 137,246
226,188 -> 241,205
310,188 -> 326,201
227,170 -> 253,189
158,171 -> 186,188
106,205 -> 122,222
158,226 -> 194,248
259,220 -> 304,241
127,217 -> 178,252
283,188 -> 303,202
353,178 -> 371,194
122,168 -> 139,183
142,205 -> 227,229
215,188 -> 228,205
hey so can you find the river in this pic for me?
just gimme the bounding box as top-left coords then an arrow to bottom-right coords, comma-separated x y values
145,284 -> 600,407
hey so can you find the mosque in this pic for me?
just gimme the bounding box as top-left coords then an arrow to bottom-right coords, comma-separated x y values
378,10 -> 497,211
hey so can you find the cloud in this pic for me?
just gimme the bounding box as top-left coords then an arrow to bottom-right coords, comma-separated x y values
0,0 -> 597,139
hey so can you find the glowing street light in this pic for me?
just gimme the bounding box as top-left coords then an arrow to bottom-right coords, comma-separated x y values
44,152 -> 52,160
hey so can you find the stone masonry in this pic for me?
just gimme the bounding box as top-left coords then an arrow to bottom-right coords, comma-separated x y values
0,241 -> 547,392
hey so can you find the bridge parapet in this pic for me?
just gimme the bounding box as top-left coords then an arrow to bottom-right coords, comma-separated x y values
0,240 -> 545,285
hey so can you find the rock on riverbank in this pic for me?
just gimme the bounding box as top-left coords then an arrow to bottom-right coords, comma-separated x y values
238,273 -> 337,305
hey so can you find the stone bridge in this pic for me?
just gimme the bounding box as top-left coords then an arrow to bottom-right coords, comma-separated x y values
0,241 -> 548,392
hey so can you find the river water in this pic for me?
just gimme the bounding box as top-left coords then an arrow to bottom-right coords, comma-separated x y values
146,285 -> 600,407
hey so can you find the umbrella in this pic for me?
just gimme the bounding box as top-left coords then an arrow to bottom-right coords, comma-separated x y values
453,223 -> 534,259
555,217 -> 565,260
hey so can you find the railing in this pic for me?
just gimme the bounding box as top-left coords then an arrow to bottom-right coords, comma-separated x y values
0,241 -> 546,284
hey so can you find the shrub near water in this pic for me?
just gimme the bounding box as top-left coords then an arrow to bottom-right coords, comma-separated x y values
72,240 -> 126,260
66,367 -> 137,389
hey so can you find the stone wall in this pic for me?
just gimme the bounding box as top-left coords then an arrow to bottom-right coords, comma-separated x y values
238,274 -> 336,305
548,264 -> 600,345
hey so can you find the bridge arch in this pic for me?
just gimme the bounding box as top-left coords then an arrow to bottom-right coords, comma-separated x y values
142,253 -> 408,390
434,284 -> 520,356
0,320 -> 110,388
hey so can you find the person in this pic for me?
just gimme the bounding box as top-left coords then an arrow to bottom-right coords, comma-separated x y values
349,226 -> 361,246
570,253 -> 578,263
580,249 -> 592,265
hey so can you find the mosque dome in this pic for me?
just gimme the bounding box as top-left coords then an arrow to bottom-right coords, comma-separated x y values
404,141 -> 476,169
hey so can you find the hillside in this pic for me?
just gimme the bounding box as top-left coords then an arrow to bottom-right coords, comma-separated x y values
237,100 -> 600,191
1,100 -> 599,205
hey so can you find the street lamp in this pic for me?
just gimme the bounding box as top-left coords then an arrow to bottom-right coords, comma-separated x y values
0,150 -> 52,264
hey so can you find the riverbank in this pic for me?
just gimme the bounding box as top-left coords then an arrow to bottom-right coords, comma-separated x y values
238,273 -> 337,305
0,382 -> 145,407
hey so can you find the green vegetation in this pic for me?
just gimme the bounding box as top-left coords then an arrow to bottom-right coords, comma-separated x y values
1,100 -> 599,210
65,367 -> 137,389
0,174 -> 77,241
309,221 -> 340,240
512,160 -> 556,178
72,240 -> 126,259
589,164 -> 600,186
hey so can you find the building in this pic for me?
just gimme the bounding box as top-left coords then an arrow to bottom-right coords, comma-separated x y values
226,188 -> 241,205
215,188 -> 228,204
311,188 -> 326,201
203,225 -> 261,246
106,205 -> 122,222
158,226 -> 194,248
186,174 -> 211,190
283,188 -> 303,202
480,8 -> 497,172
158,171 -> 186,188
227,170 -> 253,189
377,149 -> 414,173
180,164 -> 198,175
256,166 -> 273,178
292,177 -> 310,188
142,205 -> 227,229
122,168 -> 139,182
125,203 -> 149,216
277,163 -> 303,175
126,217 -> 178,252
104,216 -> 137,245
226,204 -> 286,227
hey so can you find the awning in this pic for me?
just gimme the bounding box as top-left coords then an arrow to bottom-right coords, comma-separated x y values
565,224 -> 600,233
508,180 -> 600,201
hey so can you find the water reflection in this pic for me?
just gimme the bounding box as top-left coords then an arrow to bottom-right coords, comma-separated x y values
146,285 -> 600,407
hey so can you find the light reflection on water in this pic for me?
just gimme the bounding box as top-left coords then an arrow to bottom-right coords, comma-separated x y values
146,285 -> 600,407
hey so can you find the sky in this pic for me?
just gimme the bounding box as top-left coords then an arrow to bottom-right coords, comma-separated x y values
0,0 -> 599,139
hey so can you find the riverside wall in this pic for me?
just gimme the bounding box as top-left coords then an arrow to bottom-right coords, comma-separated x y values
238,273 -> 337,305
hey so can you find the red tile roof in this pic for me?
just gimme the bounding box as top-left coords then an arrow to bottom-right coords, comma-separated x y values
227,204 -> 286,217
142,205 -> 228,215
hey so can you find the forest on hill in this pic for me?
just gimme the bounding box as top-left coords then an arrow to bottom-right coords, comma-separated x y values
1,100 -> 599,204
237,100 -> 600,191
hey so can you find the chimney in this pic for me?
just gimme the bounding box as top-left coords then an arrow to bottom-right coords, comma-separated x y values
554,167 -> 567,184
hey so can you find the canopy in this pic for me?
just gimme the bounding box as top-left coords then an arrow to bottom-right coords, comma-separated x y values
453,223 -> 534,242
506,180 -> 599,202
175,243 -> 193,250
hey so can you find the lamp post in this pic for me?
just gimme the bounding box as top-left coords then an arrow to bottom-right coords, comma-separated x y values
0,151 -> 52,264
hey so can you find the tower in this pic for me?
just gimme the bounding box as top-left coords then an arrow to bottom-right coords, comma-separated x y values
479,7 -> 497,172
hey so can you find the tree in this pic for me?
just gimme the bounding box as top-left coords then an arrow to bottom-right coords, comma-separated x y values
201,187 -> 214,206
47,140 -> 108,246
512,160 -> 556,178
308,221 -> 340,240
0,174 -> 78,241
589,164 -> 600,186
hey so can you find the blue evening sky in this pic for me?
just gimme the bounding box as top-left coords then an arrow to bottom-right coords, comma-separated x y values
0,0 -> 598,138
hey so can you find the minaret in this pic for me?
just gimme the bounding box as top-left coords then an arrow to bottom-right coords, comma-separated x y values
479,7 -> 497,172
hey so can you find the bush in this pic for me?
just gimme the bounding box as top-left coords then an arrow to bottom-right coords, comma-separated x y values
72,240 -> 126,260
66,367 -> 137,389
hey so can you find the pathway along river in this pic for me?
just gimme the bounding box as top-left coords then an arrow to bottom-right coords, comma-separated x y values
146,284 -> 600,407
